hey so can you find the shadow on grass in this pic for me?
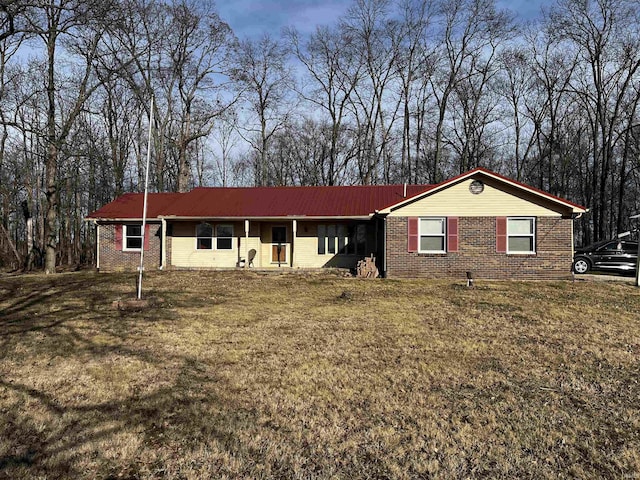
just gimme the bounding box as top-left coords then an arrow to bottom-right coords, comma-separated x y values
0,360 -> 257,478
0,274 -> 258,477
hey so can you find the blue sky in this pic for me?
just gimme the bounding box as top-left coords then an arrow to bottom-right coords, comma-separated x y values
217,0 -> 549,39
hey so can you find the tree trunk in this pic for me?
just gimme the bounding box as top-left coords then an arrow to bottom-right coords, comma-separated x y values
44,26 -> 57,274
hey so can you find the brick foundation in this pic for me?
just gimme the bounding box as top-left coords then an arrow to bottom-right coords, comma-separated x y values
385,216 -> 573,280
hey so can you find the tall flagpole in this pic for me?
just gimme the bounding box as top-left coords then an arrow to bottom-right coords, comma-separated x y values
137,95 -> 154,300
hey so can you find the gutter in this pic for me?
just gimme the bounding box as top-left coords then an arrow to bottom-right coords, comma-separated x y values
158,215 -> 373,221
85,217 -> 162,222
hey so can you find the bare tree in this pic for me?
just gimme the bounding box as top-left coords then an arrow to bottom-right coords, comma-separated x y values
25,0 -> 114,273
287,25 -> 363,185
551,0 -> 640,241
210,109 -> 239,187
342,0 -> 401,184
391,0 -> 437,183
231,33 -> 293,186
429,0 -> 512,181
167,0 -> 235,192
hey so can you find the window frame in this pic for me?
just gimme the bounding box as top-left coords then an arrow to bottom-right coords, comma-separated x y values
123,224 -> 143,251
215,224 -> 234,250
418,217 -> 447,254
506,217 -> 536,254
195,223 -> 213,250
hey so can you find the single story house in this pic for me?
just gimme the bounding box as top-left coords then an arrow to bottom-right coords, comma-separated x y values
86,167 -> 587,279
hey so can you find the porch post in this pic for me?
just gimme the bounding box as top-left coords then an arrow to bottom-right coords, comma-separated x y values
96,222 -> 100,270
244,219 -> 249,268
292,219 -> 297,268
160,218 -> 167,269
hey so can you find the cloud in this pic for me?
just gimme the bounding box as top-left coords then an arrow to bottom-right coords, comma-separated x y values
218,0 -> 351,39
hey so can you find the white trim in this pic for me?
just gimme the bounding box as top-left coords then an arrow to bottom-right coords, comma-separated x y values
123,224 -> 143,252
418,217 -> 447,254
506,217 -> 536,255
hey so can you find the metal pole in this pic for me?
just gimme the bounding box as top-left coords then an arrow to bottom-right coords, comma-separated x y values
137,96 -> 154,299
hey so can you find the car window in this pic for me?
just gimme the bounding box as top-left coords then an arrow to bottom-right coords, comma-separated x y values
622,242 -> 638,253
598,241 -> 620,251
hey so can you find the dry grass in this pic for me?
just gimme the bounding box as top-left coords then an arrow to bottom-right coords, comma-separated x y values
0,270 -> 639,479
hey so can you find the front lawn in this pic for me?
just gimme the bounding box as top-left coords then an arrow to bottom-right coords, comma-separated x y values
0,271 -> 638,479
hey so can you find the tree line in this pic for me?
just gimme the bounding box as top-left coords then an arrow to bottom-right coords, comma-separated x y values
0,0 -> 639,272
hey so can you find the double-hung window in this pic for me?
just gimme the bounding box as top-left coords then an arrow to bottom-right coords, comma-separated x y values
216,224 -> 233,250
419,217 -> 446,253
196,223 -> 233,250
507,217 -> 535,254
196,223 -> 213,250
124,225 -> 143,251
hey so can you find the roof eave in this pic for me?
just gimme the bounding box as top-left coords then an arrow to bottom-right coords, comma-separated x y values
159,214 -> 374,221
382,168 -> 587,214
84,217 -> 162,222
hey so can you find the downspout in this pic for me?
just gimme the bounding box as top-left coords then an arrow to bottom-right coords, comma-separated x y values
375,210 -> 387,278
383,216 -> 387,277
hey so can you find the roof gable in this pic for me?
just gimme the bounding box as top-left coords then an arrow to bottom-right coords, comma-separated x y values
381,168 -> 587,215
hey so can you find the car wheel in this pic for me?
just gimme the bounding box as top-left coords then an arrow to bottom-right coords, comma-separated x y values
573,258 -> 590,274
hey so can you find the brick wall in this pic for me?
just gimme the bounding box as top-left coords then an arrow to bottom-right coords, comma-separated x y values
98,223 -> 162,272
386,216 -> 573,280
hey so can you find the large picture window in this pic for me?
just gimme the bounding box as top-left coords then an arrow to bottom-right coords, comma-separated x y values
124,224 -> 143,251
419,218 -> 446,253
216,224 -> 233,250
507,217 -> 535,254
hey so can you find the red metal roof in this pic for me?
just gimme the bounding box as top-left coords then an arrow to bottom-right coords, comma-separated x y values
163,184 -> 433,218
86,168 -> 587,221
86,193 -> 184,219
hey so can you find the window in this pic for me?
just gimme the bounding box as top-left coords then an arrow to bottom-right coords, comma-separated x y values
419,218 -> 446,253
196,223 -> 213,250
124,224 -> 143,251
348,224 -> 366,255
317,225 -> 326,254
216,224 -> 233,250
507,217 -> 535,254
318,223 -> 369,255
328,225 -> 339,254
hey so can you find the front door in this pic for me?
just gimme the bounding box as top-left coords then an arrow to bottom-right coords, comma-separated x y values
272,226 -> 287,264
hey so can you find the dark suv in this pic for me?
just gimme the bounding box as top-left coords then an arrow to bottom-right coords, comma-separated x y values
573,239 -> 638,274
